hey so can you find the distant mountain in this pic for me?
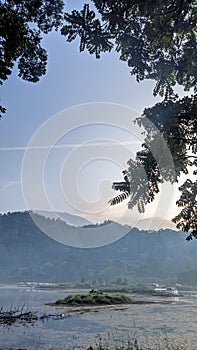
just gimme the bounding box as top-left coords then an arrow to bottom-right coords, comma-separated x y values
32,210 -> 92,227
135,217 -> 177,231
0,211 -> 196,285
32,211 -> 176,231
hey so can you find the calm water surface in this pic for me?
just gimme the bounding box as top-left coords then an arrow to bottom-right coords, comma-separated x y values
0,285 -> 197,349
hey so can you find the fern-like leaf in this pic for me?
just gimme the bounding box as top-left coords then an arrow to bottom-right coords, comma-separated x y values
137,198 -> 145,213
108,191 -> 130,206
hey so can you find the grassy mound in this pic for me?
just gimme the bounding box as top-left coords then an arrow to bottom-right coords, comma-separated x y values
55,289 -> 132,306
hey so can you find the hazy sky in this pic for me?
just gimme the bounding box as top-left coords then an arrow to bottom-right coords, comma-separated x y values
0,4 -> 188,228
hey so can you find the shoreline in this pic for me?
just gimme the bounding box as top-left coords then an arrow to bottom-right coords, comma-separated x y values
46,299 -> 173,314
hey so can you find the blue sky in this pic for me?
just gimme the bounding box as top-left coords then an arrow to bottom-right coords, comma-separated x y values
0,13 -> 185,228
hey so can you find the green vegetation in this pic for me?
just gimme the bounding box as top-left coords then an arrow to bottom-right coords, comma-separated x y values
55,289 -> 132,306
1,212 -> 197,285
177,268 -> 197,286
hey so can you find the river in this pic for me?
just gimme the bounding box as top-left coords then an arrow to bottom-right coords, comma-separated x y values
0,284 -> 197,349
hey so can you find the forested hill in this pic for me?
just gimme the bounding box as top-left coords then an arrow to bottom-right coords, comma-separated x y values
0,212 -> 197,285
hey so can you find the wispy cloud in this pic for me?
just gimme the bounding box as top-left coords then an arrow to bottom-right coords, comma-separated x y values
0,140 -> 141,152
0,181 -> 20,191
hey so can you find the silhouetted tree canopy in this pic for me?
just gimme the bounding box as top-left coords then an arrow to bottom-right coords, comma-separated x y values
0,0 -> 64,114
62,1 -> 196,98
1,1 -> 196,238
62,0 -> 196,239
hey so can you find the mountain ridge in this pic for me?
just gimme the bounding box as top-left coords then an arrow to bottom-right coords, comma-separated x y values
32,210 -> 177,231
0,211 -> 196,285
32,210 -> 93,227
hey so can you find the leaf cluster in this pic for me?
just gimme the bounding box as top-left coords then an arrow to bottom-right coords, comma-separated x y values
61,4 -> 113,59
0,0 -> 64,116
172,179 -> 197,240
110,95 -> 197,238
62,0 -> 197,97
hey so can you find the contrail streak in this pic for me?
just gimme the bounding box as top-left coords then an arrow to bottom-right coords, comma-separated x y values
0,140 -> 141,152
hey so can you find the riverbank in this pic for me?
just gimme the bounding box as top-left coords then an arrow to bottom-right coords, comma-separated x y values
0,284 -> 196,350
47,300 -> 174,315
46,289 -> 174,314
